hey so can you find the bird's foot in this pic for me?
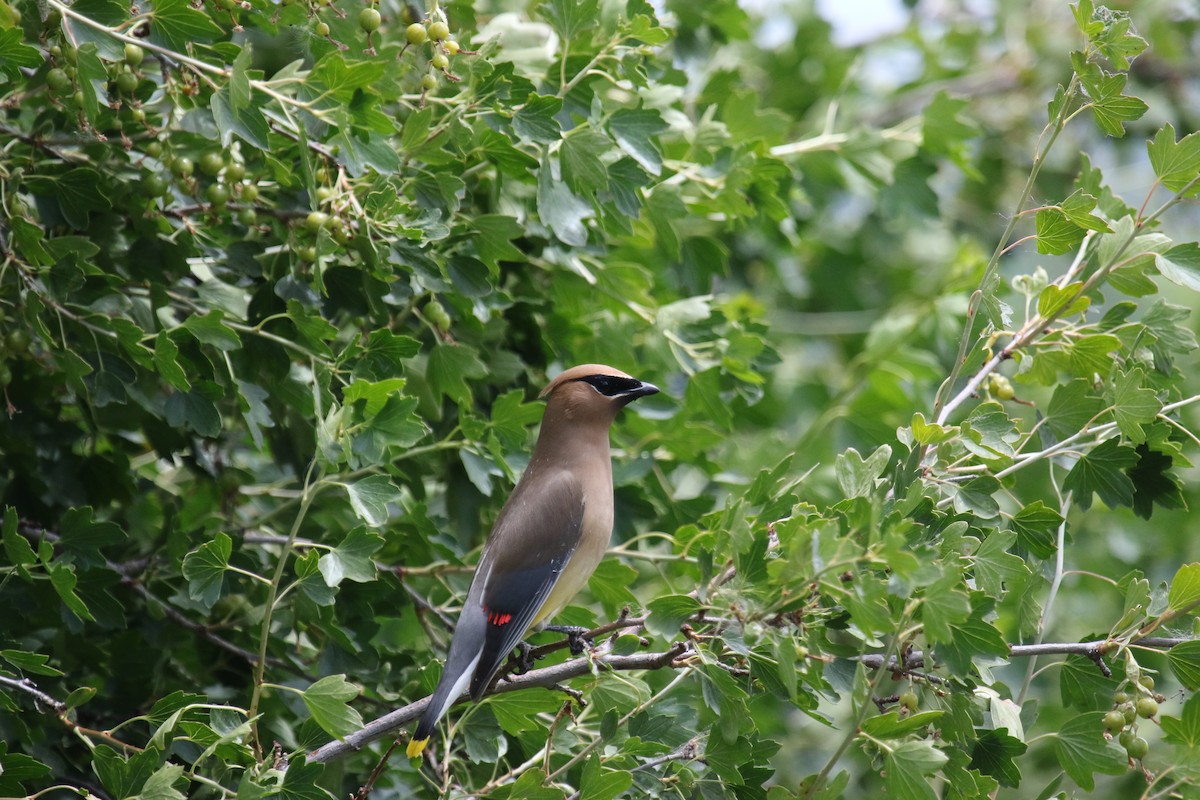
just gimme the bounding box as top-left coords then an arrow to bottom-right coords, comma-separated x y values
512,641 -> 536,674
544,624 -> 593,655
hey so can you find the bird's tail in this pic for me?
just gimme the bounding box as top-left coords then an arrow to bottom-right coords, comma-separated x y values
406,646 -> 482,758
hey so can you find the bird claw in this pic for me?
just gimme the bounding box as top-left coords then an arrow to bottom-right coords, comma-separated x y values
545,624 -> 593,655
511,641 -> 536,674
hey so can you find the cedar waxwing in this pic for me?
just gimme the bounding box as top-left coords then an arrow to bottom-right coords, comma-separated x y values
406,364 -> 659,757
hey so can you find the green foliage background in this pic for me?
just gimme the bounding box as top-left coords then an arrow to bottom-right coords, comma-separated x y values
2,0 -> 1200,798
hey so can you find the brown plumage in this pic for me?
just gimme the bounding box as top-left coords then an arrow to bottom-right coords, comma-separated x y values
407,364 -> 659,757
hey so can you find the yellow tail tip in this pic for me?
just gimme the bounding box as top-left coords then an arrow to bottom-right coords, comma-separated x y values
406,738 -> 428,758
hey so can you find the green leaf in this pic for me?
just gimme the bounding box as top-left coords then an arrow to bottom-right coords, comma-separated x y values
229,44 -> 253,111
1044,379 -> 1104,441
148,0 -> 221,51
1166,640 -> 1200,691
1063,437 -> 1138,510
2,507 -> 36,574
513,94 -> 563,144
645,594 -> 701,640
154,332 -> 190,391
1059,653 -> 1119,712
931,595 -> 1009,674
0,29 -> 41,77
882,740 -> 948,800
182,310 -> 242,351
181,532 -> 233,609
580,753 -> 633,800
211,84 -> 271,150
317,528 -> 383,587
341,475 -> 399,528
1155,243 -> 1200,292
608,107 -> 669,176
1061,190 -> 1112,232
1129,443 -> 1186,520
537,0 -> 598,42
953,476 -> 1001,518
970,728 -> 1026,788
164,390 -> 223,438
1161,691 -> 1200,747
1052,712 -> 1126,790
562,130 -> 611,193
1108,368 -> 1161,442
280,759 -> 334,800
23,168 -> 112,230
48,563 -> 95,622
861,710 -> 945,739
835,445 -> 892,498
1,649 -> 64,677
472,215 -> 524,270
140,763 -> 186,800
922,567 -> 971,644
970,530 -> 1030,598
1036,281 -> 1090,317
1147,123 -> 1200,195
537,161 -> 594,246
1035,209 -> 1087,255
301,675 -> 364,739
427,343 -> 488,405
1167,563 -> 1200,612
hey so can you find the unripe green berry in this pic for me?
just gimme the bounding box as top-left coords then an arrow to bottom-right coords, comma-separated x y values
1125,736 -> 1148,760
115,71 -> 139,94
1138,675 -> 1155,691
297,246 -> 317,262
405,22 -> 427,45
170,157 -> 195,177
225,162 -> 246,182
899,691 -> 919,712
130,108 -> 146,123
315,186 -> 334,203
124,43 -> 145,67
206,183 -> 230,206
6,329 -> 31,353
1121,702 -> 1137,725
237,207 -> 257,225
358,7 -> 381,32
431,52 -> 448,70
46,67 -> 70,92
1113,690 -> 1129,705
241,183 -> 260,202
199,151 -> 225,177
1102,710 -> 1126,732
145,141 -> 163,158
1136,697 -> 1158,718
0,364 -> 11,388
425,299 -> 450,330
427,20 -> 448,40
420,73 -> 437,91
315,21 -> 330,36
443,39 -> 459,56
305,211 -> 330,232
143,174 -> 170,197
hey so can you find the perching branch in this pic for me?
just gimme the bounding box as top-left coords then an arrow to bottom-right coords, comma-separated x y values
305,640 -> 691,764
858,635 -> 1192,675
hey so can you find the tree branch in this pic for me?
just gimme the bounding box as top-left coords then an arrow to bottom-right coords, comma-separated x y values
858,636 -> 1191,674
305,640 -> 691,764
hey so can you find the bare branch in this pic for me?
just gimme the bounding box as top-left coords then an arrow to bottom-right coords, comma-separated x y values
858,636 -> 1192,674
0,674 -> 67,713
305,640 -> 691,764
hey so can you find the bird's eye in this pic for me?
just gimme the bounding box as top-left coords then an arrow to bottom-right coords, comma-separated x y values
578,375 -> 643,396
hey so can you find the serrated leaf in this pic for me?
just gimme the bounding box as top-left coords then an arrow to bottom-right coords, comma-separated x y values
1063,437 -> 1138,510
608,107 -> 668,176
562,130 -> 611,193
645,594 -> 701,639
537,160 -> 593,246
513,94 -> 563,144
280,759 -> 334,800
1168,563 -> 1200,612
970,728 -> 1026,788
154,332 -> 190,391
181,532 -> 232,609
1109,368 -> 1161,442
861,710 -> 945,739
140,762 -> 186,800
48,563 -> 94,622
1036,282 -> 1090,317
971,530 -> 1030,597
883,740 -> 948,800
1147,123 -> 1200,195
472,215 -> 524,270
1166,639 -> 1200,690
182,310 -> 242,351
1,649 -> 64,677
1060,190 -> 1112,232
1161,691 -> 1200,747
1035,209 -> 1087,255
922,567 -> 971,644
1052,712 -> 1125,790
580,753 -> 633,800
835,444 -> 892,498
931,596 -> 1009,674
1155,243 -> 1200,292
537,0 -> 598,42
301,675 -> 364,739
317,528 -> 383,587
341,475 -> 399,528
427,343 -> 487,405
1010,500 -> 1062,559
